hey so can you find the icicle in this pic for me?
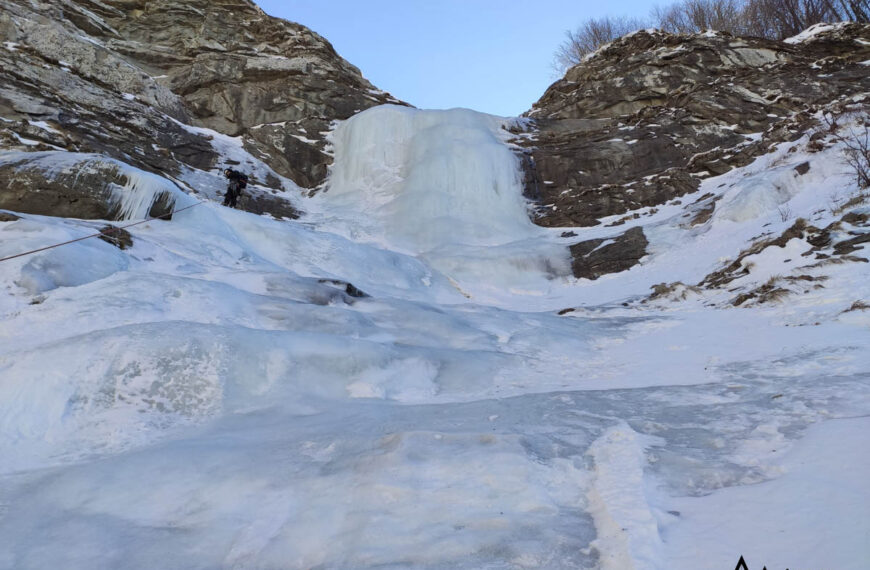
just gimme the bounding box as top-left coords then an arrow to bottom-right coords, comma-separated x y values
110,167 -> 179,220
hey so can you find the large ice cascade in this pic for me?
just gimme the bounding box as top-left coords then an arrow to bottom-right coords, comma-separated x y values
324,105 -> 542,251
319,105 -> 570,297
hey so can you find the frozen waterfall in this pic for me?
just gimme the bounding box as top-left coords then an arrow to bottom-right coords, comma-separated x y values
325,105 -> 538,251
316,105 -> 570,299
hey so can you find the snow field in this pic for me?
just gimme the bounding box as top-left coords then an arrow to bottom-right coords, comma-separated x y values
660,416 -> 870,570
3,217 -> 130,296
0,104 -> 869,568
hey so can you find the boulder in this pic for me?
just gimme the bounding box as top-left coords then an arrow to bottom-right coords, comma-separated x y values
98,225 -> 134,250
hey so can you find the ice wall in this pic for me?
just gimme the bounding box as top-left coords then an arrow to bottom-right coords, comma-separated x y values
325,105 -> 539,252
320,105 -> 570,300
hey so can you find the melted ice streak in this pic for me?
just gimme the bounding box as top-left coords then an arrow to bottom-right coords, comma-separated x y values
316,105 -> 571,293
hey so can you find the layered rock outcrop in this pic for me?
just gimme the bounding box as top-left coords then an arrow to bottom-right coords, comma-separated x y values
0,0 -> 404,221
72,0 -> 405,187
569,226 -> 649,280
1,3 -> 209,170
518,24 -> 870,229
0,152 -> 178,220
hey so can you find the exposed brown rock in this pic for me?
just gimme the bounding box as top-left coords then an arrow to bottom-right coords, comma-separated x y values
0,152 -> 178,220
700,219 -> 814,288
98,225 -> 134,250
569,226 -> 648,280
240,190 -> 300,220
833,232 -> 870,255
0,2 -> 218,178
647,281 -> 702,302
696,209 -> 870,306
0,0 -> 408,223
517,25 -> 870,228
843,300 -> 870,312
75,0 -> 407,188
842,211 -> 870,226
732,282 -> 791,307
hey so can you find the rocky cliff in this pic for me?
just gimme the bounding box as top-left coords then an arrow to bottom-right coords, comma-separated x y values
519,24 -> 870,229
513,23 -> 870,278
0,0 -> 403,219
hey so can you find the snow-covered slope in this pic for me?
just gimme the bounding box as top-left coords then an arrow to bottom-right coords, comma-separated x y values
1,99 -> 870,570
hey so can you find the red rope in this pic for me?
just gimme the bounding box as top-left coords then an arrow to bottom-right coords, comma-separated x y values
0,201 -> 204,263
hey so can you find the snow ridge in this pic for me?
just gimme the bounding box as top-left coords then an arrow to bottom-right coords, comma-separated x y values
586,423 -> 664,570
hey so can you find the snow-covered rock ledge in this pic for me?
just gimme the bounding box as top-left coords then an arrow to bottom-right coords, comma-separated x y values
0,151 -> 190,220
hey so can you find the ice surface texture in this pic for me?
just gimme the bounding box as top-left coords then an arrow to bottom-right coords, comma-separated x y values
1,104 -> 869,569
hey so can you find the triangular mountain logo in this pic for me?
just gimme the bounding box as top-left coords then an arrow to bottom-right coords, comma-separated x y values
735,555 -> 771,570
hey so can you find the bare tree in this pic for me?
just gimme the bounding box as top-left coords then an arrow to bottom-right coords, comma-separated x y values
841,125 -> 870,189
553,16 -> 648,72
655,0 -> 846,39
830,0 -> 869,22
554,0 -> 868,74
742,0 -> 850,38
653,0 -> 748,35
824,111 -> 870,189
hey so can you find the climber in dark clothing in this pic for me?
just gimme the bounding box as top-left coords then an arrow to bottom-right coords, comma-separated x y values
222,168 -> 248,208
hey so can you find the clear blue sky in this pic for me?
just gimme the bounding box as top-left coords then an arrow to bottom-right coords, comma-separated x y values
256,1 -> 656,117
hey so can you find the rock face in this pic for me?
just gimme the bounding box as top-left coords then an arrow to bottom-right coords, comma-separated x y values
0,2 -> 213,177
569,226 -> 649,280
0,152 -> 180,220
518,24 -> 870,229
74,0 -> 406,187
0,0 -> 404,221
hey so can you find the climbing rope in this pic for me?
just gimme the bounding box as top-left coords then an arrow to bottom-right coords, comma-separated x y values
0,200 -> 204,264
